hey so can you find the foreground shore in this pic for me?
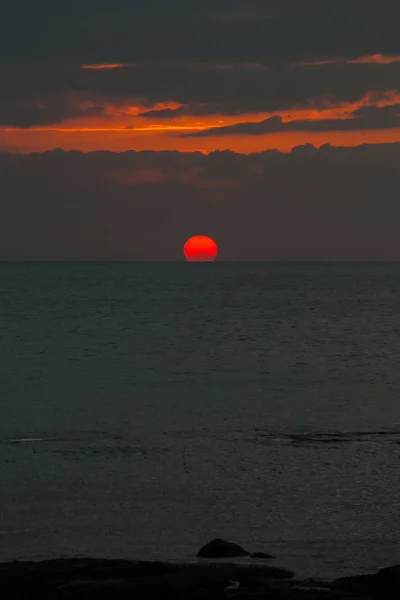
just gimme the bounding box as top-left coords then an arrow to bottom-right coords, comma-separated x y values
2,557 -> 400,599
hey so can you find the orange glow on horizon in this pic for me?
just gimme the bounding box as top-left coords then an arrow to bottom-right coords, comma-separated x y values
184,236 -> 218,262
292,54 -> 400,68
82,63 -> 128,69
2,127 -> 400,155
2,90 -> 398,135
81,61 -> 269,71
83,55 -> 400,71
1,91 -> 400,154
347,54 -> 400,65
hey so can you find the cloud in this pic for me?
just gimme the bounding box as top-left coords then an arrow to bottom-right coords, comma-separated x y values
183,104 -> 400,137
0,95 -> 107,128
138,106 -> 189,119
1,1 -> 399,68
1,143 -> 400,260
1,60 -> 400,128
0,0 -> 399,130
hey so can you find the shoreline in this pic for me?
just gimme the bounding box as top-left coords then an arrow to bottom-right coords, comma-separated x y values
2,557 -> 400,599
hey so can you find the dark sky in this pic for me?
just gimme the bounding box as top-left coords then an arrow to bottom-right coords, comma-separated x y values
1,0 -> 400,259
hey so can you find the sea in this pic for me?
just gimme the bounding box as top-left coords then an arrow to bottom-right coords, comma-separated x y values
1,261 -> 400,579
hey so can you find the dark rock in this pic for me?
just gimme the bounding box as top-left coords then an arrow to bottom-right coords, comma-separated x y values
376,564 -> 400,583
5,557 -> 398,599
331,564 -> 400,598
234,566 -> 295,585
58,573 -> 231,600
58,579 -> 152,600
331,573 -> 373,591
374,564 -> 400,598
250,552 -> 275,559
197,538 -> 250,558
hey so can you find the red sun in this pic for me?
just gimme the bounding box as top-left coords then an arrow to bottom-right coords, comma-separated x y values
184,235 -> 218,262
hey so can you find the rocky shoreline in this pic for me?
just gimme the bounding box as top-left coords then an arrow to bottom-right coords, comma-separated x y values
2,539 -> 400,599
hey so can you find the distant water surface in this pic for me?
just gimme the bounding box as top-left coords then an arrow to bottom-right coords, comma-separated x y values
1,262 -> 400,578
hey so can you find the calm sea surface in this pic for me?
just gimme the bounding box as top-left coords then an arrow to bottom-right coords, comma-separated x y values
1,262 -> 400,578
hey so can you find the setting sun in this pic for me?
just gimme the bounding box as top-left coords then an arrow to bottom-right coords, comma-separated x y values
183,236 -> 218,262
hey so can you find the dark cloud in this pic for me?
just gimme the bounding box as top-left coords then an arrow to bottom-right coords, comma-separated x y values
0,96 -> 106,128
81,61 -> 400,114
1,60 -> 400,128
0,0 -> 399,127
1,1 -> 399,67
184,104 -> 400,137
138,107 -> 197,119
1,143 -> 400,260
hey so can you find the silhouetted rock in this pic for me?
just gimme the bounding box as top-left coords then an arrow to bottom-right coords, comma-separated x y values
197,538 -> 250,558
331,573 -> 372,591
250,552 -> 275,559
58,573 -> 232,599
3,557 -> 400,599
331,564 -> 400,598
376,564 -> 400,583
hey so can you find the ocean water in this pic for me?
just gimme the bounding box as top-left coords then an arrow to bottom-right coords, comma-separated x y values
1,261 -> 400,579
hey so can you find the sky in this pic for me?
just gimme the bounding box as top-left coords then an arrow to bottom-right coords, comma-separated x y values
1,0 -> 400,260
